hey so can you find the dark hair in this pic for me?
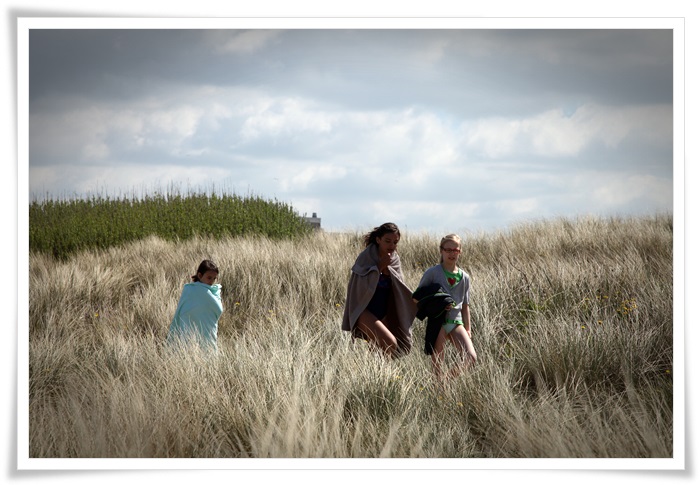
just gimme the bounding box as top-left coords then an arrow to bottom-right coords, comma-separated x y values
363,222 -> 401,247
192,259 -> 219,282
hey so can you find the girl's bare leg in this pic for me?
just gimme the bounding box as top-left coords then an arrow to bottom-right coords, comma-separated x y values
431,328 -> 448,382
445,325 -> 477,378
356,310 -> 398,357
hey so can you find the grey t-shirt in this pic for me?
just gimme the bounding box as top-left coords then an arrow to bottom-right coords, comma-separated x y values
417,264 -> 470,323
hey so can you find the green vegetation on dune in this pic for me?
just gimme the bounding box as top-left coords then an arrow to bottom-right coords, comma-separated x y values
29,190 -> 312,259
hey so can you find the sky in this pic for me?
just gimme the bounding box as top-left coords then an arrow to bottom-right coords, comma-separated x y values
24,19 -> 677,235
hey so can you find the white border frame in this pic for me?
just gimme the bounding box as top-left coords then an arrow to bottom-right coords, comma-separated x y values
16,16 -> 685,472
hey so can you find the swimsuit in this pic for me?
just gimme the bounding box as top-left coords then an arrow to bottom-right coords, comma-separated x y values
365,273 -> 391,319
442,268 -> 464,334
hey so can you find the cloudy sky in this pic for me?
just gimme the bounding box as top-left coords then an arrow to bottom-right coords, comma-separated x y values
26,20 -> 676,235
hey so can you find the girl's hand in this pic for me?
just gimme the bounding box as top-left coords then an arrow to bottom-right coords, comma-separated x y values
379,251 -> 392,274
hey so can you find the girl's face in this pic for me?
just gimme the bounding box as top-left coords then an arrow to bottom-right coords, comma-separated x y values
198,270 -> 219,286
441,241 -> 461,263
376,232 -> 400,255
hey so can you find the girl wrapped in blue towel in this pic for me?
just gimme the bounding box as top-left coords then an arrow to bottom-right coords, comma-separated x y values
167,260 -> 223,352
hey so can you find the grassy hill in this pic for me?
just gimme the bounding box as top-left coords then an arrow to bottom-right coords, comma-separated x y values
27,213 -> 674,459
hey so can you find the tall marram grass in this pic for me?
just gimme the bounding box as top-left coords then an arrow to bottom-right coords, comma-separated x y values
28,214 -> 674,459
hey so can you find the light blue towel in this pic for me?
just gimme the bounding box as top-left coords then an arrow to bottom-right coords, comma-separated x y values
167,281 -> 223,351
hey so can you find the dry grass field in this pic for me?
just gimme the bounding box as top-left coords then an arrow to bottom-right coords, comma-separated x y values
28,214 -> 674,459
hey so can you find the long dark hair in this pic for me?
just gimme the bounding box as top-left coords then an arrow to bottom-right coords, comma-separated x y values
192,259 -> 219,282
363,222 -> 401,247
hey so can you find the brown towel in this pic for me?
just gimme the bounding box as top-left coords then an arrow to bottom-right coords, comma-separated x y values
341,244 -> 417,353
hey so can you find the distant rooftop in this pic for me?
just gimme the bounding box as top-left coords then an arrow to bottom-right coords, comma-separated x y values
304,212 -> 321,230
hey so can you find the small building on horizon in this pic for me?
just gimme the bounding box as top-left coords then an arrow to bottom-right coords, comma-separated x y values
304,212 -> 321,230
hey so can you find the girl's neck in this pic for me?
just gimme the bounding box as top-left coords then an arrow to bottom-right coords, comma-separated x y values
441,261 -> 458,273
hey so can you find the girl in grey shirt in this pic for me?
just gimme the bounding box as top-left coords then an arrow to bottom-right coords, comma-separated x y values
417,234 -> 477,380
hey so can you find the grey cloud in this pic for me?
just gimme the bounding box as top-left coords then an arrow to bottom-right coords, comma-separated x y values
29,28 -> 673,124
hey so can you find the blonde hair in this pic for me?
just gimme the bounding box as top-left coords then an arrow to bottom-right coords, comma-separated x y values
439,234 -> 462,263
